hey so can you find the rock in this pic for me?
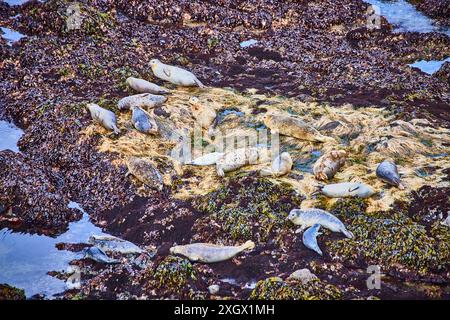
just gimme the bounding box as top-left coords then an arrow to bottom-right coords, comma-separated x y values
288,269 -> 318,284
208,284 -> 220,295
0,284 -> 26,300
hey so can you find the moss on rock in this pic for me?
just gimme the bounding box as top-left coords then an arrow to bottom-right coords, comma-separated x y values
249,277 -> 342,300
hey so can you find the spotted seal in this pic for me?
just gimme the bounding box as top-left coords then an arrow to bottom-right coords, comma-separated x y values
376,159 -> 404,189
150,59 -> 205,87
263,114 -> 335,143
302,224 -> 323,255
86,103 -> 120,134
313,149 -> 347,181
317,182 -> 375,198
288,208 -> 354,238
118,93 -> 167,110
216,146 -> 271,177
126,157 -> 164,191
131,106 -> 158,134
126,76 -> 170,94
170,240 -> 255,263
260,152 -> 293,177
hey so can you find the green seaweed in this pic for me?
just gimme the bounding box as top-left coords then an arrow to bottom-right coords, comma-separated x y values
194,176 -> 304,242
327,199 -> 449,274
249,277 -> 342,300
153,256 -> 196,292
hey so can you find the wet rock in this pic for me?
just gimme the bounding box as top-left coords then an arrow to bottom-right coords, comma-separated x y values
434,61 -> 450,84
288,269 -> 318,284
0,284 -> 25,300
208,284 -> 220,295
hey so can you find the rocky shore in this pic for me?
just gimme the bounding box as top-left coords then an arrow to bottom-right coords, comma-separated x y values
0,0 -> 449,300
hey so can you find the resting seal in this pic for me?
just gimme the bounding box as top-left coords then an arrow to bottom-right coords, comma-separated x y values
131,106 -> 158,134
302,224 -> 323,256
260,152 -> 293,177
118,93 -> 167,111
170,240 -> 255,263
317,182 -> 375,198
263,114 -> 335,143
126,76 -> 170,94
150,59 -> 205,87
126,157 -> 164,191
216,146 -> 271,177
288,208 -> 354,238
376,159 -> 404,189
313,149 -> 347,181
86,103 -> 120,134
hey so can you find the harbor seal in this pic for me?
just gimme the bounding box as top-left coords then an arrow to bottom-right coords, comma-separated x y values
260,152 -> 293,177
83,247 -> 120,264
376,159 -> 404,189
118,93 -> 167,110
302,224 -> 323,256
126,76 -> 170,94
288,208 -> 354,238
131,106 -> 158,134
188,152 -> 224,166
86,103 -> 120,134
88,235 -> 144,254
126,157 -> 164,191
150,59 -> 206,87
317,182 -> 375,198
313,150 -> 347,181
216,146 -> 271,177
189,96 -> 216,130
263,114 -> 335,143
169,240 -> 255,263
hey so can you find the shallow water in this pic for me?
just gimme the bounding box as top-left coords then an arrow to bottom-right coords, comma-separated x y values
0,120 -> 24,152
0,202 -> 106,298
365,0 -> 450,36
408,58 -> 450,75
0,27 -> 25,45
240,39 -> 258,48
3,0 -> 31,5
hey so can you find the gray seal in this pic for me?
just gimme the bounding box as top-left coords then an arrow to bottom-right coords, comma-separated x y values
302,224 -> 323,255
131,106 -> 158,134
83,247 -> 120,264
288,208 -> 354,238
376,159 -> 404,189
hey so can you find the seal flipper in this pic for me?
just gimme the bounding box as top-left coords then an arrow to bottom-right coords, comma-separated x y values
348,185 -> 360,193
194,78 -> 206,88
341,228 -> 354,239
311,184 -> 325,196
163,66 -> 171,78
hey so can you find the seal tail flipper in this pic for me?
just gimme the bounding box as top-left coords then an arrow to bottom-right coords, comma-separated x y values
240,240 -> 255,251
113,125 -> 121,135
342,228 -> 354,239
194,78 -> 206,88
